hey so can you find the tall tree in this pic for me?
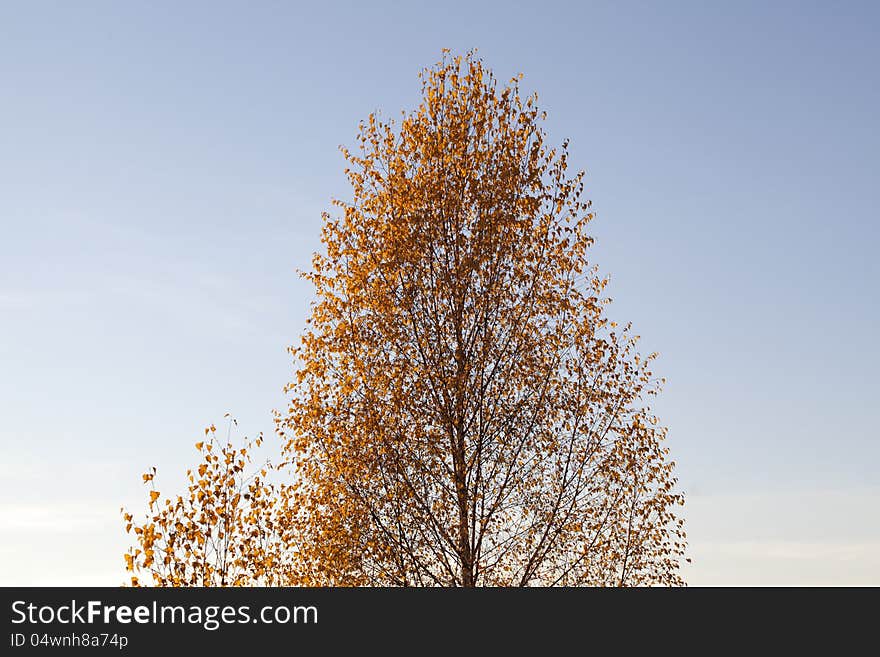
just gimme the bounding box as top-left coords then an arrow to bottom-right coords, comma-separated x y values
278,51 -> 686,586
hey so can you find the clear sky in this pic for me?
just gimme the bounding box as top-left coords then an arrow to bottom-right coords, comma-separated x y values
1,0 -> 877,586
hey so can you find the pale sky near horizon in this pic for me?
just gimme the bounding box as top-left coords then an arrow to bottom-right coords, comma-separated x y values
1,1 -> 878,586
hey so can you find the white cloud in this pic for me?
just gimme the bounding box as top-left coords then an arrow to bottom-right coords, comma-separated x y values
683,488 -> 880,585
0,502 -> 111,533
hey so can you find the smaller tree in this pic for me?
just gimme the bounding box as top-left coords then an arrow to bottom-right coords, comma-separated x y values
122,419 -> 296,586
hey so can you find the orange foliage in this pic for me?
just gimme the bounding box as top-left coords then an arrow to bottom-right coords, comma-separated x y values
124,51 -> 685,587
122,420 -> 297,586
277,51 -> 686,586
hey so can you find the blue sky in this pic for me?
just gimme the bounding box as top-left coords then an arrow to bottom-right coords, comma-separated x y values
1,0 -> 877,585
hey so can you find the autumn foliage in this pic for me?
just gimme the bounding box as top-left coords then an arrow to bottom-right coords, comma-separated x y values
122,420 -> 296,586
278,51 -> 685,586
125,50 -> 686,586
